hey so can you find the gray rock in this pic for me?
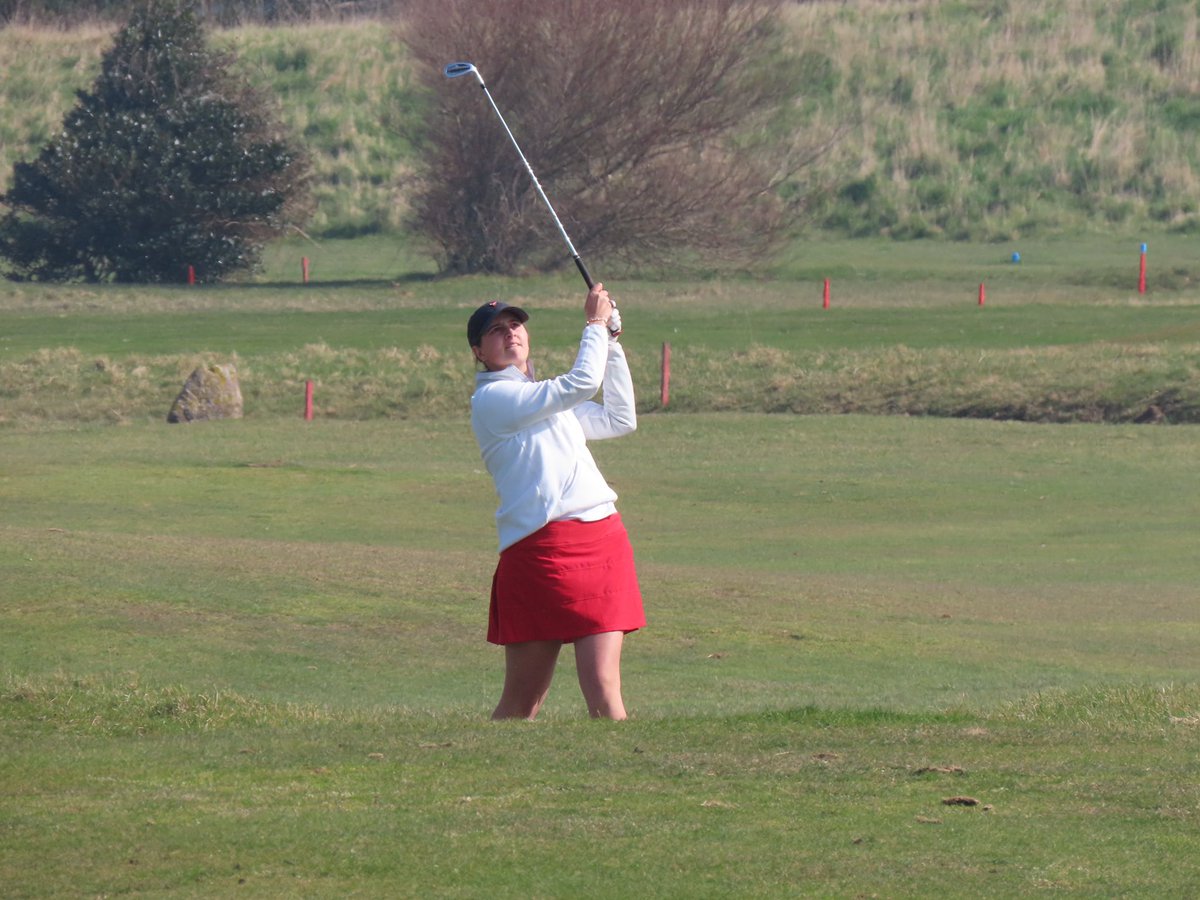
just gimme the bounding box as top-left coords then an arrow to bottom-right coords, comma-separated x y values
167,363 -> 243,423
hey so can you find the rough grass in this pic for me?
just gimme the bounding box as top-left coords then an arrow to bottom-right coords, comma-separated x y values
667,341 -> 1200,421
4,338 -> 1199,425
4,231 -> 1200,425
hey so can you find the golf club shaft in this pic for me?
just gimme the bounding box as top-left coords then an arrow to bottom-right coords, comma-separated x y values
462,66 -> 595,290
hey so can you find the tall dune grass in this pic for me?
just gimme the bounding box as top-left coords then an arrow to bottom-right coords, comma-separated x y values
227,22 -> 418,237
0,24 -> 111,176
785,0 -> 1200,238
4,1 -> 1200,241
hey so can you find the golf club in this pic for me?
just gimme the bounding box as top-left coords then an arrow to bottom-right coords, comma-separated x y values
444,61 -> 612,313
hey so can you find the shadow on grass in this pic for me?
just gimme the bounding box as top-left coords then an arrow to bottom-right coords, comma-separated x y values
225,272 -> 443,290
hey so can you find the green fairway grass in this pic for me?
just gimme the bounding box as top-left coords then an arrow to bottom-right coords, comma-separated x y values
6,286 -> 1199,358
3,414 -> 1200,897
4,415 -> 1197,714
3,233 -> 1200,895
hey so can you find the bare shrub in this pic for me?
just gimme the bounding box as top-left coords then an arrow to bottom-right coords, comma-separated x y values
397,0 -> 820,277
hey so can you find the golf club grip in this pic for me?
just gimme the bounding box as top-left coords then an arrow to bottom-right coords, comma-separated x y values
573,255 -> 594,289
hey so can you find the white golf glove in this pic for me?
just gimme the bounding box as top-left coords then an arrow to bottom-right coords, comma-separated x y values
607,306 -> 623,339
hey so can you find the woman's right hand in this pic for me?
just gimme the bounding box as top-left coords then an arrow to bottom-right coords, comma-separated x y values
584,283 -> 613,327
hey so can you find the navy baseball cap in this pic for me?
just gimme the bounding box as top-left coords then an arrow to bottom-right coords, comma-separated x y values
467,300 -> 529,347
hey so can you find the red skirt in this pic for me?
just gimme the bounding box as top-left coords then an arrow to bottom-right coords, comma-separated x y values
488,513 -> 645,645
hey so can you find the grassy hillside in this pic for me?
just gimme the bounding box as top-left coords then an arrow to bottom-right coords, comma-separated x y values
785,0 -> 1200,239
4,0 -> 1200,246
0,20 -> 416,238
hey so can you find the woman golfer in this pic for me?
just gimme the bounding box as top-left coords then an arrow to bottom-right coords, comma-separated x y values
468,282 -> 644,720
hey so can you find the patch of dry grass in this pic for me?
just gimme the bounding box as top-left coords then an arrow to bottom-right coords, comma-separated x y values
650,340 -> 1200,422
5,339 -> 1197,424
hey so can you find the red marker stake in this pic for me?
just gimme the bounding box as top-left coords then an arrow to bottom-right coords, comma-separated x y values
187,265 -> 195,285
304,380 -> 314,421
978,283 -> 986,307
823,278 -> 830,309
660,342 -> 671,409
1138,252 -> 1147,294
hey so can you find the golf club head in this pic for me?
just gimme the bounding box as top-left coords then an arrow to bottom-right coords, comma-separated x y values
443,62 -> 482,83
442,56 -> 593,289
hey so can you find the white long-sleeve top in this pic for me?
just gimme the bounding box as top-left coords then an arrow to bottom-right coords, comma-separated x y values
471,324 -> 637,552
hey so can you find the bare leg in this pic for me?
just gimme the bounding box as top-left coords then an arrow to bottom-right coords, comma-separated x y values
574,631 -> 627,720
492,640 -> 562,720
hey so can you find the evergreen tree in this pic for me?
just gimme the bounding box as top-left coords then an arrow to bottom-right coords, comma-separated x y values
0,0 -> 310,282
